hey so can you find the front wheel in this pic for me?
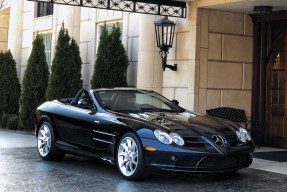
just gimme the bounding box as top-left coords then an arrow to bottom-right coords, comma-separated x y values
37,122 -> 65,160
116,132 -> 149,180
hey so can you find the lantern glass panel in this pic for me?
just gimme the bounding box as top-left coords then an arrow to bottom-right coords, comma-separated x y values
157,25 -> 163,47
154,18 -> 176,50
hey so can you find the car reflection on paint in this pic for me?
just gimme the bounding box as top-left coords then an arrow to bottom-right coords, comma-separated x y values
36,88 -> 255,180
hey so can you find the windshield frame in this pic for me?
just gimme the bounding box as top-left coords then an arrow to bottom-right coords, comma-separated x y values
93,89 -> 185,113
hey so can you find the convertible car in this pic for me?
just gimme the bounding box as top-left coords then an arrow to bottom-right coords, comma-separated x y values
36,88 -> 255,180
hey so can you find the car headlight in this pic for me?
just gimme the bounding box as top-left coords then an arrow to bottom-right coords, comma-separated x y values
154,129 -> 172,145
154,129 -> 184,146
170,133 -> 185,146
236,127 -> 252,142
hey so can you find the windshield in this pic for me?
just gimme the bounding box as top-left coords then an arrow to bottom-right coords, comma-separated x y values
94,90 -> 184,113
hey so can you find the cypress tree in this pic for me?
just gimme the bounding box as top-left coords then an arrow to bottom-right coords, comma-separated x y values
19,34 -> 49,130
46,23 -> 83,100
0,50 -> 21,118
91,25 -> 129,88
108,25 -> 128,87
91,25 -> 110,88
68,38 -> 83,96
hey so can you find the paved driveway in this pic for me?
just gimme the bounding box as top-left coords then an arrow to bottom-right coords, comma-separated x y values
0,129 -> 287,192
0,130 -> 36,148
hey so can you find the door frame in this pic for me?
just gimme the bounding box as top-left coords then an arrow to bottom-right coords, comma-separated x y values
251,11 -> 287,147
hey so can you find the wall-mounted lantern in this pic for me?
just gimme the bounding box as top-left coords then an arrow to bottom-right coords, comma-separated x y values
154,16 -> 177,71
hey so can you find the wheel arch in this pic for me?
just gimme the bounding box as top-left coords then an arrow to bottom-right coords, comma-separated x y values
113,127 -> 151,180
113,128 -> 143,160
36,115 -> 59,139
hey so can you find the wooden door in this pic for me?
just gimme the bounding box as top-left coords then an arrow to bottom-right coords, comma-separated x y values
268,37 -> 287,148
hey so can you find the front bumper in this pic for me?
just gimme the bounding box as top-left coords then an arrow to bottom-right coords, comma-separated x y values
141,138 -> 254,173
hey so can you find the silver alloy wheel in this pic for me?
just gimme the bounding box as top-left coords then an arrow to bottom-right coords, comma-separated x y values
118,137 -> 139,177
37,125 -> 51,157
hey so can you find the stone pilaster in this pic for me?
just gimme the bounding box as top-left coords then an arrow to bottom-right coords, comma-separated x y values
55,5 -> 81,42
7,0 -> 24,77
137,14 -> 162,94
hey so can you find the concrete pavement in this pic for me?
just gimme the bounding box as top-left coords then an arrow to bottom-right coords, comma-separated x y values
0,129 -> 36,148
0,129 -> 287,192
1,128 -> 286,175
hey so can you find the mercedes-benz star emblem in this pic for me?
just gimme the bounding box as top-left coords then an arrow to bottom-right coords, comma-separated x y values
212,135 -> 226,147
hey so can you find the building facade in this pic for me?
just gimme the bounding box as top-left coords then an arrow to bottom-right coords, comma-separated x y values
1,0 -> 287,148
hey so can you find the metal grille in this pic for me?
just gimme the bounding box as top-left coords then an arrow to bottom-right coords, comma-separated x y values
27,0 -> 187,18
183,136 -> 217,152
197,154 -> 250,170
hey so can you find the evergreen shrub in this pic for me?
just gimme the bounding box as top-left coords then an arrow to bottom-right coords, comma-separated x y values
68,38 -> 83,96
46,23 -> 83,100
91,25 -> 110,88
1,114 -> 13,128
91,24 -> 129,88
0,50 -> 21,118
108,25 -> 129,87
19,34 -> 49,130
6,115 -> 19,130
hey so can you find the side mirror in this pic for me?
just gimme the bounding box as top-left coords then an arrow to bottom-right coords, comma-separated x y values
172,99 -> 179,106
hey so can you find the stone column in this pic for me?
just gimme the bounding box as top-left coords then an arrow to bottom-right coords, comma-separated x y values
79,7 -> 96,89
187,2 -> 201,112
7,0 -> 24,77
137,14 -> 162,94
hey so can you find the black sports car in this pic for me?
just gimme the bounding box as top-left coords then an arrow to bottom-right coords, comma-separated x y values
36,88 -> 255,180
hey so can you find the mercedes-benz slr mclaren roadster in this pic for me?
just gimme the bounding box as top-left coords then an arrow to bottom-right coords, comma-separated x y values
36,88 -> 255,180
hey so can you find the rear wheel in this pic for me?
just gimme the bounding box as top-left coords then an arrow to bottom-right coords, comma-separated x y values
116,132 -> 149,180
37,122 -> 65,160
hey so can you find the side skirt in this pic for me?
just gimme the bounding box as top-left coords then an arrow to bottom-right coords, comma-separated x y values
55,140 -> 115,164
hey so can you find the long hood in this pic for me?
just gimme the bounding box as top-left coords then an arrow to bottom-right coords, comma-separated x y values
124,111 -> 239,138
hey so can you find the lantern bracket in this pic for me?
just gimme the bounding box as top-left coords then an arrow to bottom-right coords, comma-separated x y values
159,51 -> 177,71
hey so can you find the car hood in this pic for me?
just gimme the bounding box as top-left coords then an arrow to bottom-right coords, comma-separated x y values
123,111 -> 239,138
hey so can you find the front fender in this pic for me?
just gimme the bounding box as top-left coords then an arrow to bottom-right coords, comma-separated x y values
136,128 -> 156,139
36,114 -> 57,138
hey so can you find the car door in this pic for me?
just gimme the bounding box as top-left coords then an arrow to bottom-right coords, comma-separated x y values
91,112 -> 118,151
54,104 -> 97,148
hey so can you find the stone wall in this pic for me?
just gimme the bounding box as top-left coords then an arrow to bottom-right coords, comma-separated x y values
161,3 -> 200,111
198,9 -> 253,117
80,9 -> 139,89
0,8 -> 9,52
20,1 -> 36,82
159,6 -> 253,116
7,1 -> 138,88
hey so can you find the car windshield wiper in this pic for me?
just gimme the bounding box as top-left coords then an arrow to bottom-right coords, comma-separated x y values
140,108 -> 162,112
140,108 -> 178,113
114,109 -> 141,113
115,108 -> 181,113
159,109 -> 178,113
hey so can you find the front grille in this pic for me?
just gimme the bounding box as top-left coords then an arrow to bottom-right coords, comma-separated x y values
183,136 -> 215,151
183,135 -> 240,151
174,153 -> 251,171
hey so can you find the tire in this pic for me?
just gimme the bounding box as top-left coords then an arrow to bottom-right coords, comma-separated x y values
116,132 -> 149,180
37,122 -> 65,160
